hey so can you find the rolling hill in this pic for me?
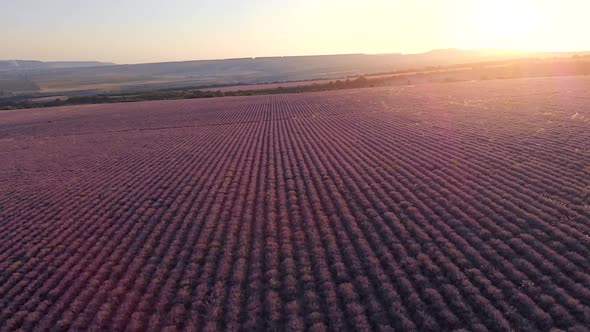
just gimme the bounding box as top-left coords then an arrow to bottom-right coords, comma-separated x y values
2,49 -> 589,94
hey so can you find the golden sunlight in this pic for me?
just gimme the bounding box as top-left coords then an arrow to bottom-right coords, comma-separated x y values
477,1 -> 540,35
459,0 -> 545,50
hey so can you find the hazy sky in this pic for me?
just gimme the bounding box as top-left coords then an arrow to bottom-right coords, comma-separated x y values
2,0 -> 589,64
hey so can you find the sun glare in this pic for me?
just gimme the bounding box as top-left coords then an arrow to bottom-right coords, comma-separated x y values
461,0 -> 544,50
479,2 -> 539,34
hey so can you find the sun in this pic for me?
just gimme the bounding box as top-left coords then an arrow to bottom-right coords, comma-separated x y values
461,0 -> 544,50
476,0 -> 540,36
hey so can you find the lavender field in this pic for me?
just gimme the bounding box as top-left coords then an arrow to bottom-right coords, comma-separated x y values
1,76 -> 589,331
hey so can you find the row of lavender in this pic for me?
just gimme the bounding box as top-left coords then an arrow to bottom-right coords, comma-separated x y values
1,77 -> 589,330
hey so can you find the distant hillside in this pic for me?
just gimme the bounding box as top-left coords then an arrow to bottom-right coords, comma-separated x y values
0,60 -> 114,72
0,79 -> 39,93
1,49 -> 588,94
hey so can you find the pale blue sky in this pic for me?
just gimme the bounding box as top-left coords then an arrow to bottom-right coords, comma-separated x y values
1,0 -> 589,64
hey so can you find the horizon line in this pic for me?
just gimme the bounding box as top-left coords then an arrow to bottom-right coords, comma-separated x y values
3,47 -> 590,66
